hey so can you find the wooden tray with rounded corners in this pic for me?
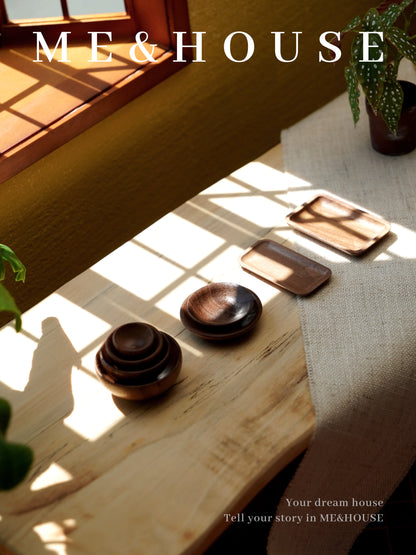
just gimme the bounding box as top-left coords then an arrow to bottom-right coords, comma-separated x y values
286,193 -> 391,256
240,239 -> 331,296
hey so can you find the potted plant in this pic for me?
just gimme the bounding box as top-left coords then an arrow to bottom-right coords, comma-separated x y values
0,245 -> 33,491
343,0 -> 416,154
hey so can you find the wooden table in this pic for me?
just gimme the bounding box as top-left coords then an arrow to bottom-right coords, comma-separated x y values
0,144 -> 315,555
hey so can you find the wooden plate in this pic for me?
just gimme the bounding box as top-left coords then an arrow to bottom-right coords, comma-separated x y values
240,239 -> 331,296
286,193 -> 391,255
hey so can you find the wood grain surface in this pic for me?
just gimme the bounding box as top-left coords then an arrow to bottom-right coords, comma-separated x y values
0,144 -> 315,555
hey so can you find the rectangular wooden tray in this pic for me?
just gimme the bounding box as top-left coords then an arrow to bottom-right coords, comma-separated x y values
240,239 -> 331,295
286,193 -> 391,256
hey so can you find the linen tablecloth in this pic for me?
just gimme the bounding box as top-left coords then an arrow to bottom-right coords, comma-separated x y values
268,61 -> 416,554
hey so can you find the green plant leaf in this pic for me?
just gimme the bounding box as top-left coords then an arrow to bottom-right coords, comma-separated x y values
345,64 -> 361,125
0,438 -> 33,490
379,67 -> 404,133
380,3 -> 402,28
351,32 -> 387,111
0,282 -> 22,332
398,0 -> 415,13
378,0 -> 415,17
362,7 -> 384,31
0,244 -> 26,283
342,15 -> 362,33
0,398 -> 11,436
386,26 -> 416,63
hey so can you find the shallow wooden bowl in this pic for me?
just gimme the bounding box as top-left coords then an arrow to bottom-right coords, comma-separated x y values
103,328 -> 165,370
186,282 -> 258,327
110,322 -> 161,359
181,283 -> 262,340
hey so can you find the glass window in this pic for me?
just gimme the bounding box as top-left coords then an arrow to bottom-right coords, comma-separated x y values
5,0 -> 63,21
68,0 -> 126,16
4,0 -> 126,21
0,0 -> 191,183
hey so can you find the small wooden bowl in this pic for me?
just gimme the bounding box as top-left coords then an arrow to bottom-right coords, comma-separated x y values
186,283 -> 258,327
103,330 -> 165,370
95,334 -> 182,401
98,333 -> 171,383
110,323 -> 161,359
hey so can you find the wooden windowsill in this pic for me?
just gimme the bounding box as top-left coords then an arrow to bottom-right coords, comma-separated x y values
0,40 -> 189,184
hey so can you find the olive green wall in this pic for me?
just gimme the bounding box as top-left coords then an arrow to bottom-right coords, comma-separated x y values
0,0 -> 375,314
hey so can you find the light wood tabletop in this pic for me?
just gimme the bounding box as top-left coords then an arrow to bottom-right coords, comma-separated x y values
0,144 -> 315,555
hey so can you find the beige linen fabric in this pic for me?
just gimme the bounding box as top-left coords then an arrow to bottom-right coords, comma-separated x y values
268,62 -> 416,554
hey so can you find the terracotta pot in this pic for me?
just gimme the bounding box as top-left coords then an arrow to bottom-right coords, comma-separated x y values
366,80 -> 416,155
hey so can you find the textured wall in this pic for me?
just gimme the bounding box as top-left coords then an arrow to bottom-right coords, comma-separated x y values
0,0 -> 375,313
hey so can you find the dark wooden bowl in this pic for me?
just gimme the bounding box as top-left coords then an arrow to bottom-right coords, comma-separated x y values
98,333 -> 171,383
103,329 -> 165,370
95,334 -> 182,401
180,283 -> 262,340
186,282 -> 258,327
110,322 -> 160,359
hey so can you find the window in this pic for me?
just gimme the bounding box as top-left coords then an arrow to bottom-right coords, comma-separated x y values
0,0 -> 191,183
0,0 -> 136,43
5,1 -> 127,20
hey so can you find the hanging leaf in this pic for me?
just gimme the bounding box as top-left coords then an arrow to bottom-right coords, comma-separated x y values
386,26 -> 416,64
379,0 -> 415,15
0,282 -> 22,332
380,3 -> 402,27
0,248 -> 30,489
0,438 -> 33,490
0,399 -> 11,437
351,32 -> 387,112
362,7 -> 385,31
345,64 -> 361,125
0,244 -> 26,283
0,399 -> 33,491
397,0 -> 415,13
342,15 -> 362,33
379,67 -> 404,133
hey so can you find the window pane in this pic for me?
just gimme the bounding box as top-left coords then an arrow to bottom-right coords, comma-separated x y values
5,0 -> 63,20
67,0 -> 126,16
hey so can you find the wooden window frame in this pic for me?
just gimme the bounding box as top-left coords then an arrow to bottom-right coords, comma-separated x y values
1,1 -> 141,44
0,0 -> 192,183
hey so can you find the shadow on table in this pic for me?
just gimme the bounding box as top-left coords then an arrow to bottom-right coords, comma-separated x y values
1,318 -> 82,553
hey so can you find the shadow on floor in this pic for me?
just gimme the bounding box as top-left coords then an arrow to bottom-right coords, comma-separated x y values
206,456 -> 416,554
